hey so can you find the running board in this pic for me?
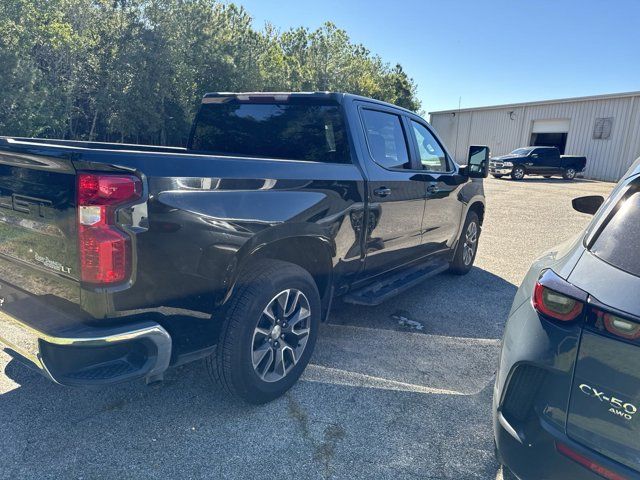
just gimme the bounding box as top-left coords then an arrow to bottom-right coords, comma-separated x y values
343,261 -> 450,306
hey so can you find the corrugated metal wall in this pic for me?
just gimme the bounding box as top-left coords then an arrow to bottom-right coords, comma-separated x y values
430,94 -> 640,182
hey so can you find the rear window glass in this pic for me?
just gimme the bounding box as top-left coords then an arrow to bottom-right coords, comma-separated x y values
190,101 -> 350,164
591,189 -> 640,277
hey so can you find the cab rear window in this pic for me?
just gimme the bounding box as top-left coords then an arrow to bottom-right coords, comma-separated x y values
591,189 -> 640,277
190,100 -> 350,164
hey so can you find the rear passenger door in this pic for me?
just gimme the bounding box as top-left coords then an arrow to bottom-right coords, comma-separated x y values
538,148 -> 561,174
357,106 -> 429,279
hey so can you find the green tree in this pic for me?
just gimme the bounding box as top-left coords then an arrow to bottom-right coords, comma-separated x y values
0,1 -> 422,144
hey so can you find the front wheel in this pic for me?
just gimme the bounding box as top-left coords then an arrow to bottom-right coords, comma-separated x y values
206,259 -> 320,404
449,211 -> 480,275
511,166 -> 525,180
563,168 -> 577,180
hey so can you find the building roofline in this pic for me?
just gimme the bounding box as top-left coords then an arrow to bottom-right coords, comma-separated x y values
429,90 -> 640,115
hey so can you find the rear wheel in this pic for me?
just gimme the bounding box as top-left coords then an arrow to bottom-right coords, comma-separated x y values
511,166 -> 525,180
492,174 -> 503,179
563,167 -> 576,180
449,211 -> 480,275
206,259 -> 320,404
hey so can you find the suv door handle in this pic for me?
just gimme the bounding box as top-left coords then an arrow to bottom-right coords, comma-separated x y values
426,184 -> 439,194
373,187 -> 391,197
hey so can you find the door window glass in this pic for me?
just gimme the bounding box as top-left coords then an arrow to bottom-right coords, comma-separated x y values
361,109 -> 410,169
410,121 -> 448,172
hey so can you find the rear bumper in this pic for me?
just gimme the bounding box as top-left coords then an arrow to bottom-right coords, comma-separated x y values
0,280 -> 171,386
494,409 -> 639,479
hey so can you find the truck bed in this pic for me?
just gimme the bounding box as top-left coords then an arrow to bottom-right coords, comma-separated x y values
0,135 -> 364,320
560,155 -> 587,171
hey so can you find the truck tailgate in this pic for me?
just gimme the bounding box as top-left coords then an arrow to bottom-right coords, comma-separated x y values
0,139 -> 79,287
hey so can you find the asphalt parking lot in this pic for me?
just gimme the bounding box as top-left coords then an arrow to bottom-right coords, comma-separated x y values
0,177 -> 615,480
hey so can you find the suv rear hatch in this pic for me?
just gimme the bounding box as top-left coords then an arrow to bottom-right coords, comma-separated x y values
566,182 -> 640,472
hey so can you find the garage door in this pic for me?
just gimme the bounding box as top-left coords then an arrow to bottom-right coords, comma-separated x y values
531,119 -> 570,153
531,119 -> 570,133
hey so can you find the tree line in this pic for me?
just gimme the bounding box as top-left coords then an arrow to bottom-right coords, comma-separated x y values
0,0 -> 421,146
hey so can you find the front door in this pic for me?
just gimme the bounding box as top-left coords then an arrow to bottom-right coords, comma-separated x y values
525,149 -> 544,174
407,119 -> 463,254
357,106 -> 429,279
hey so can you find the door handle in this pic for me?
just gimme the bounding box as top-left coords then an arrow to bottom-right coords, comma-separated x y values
373,187 -> 391,197
426,184 -> 439,195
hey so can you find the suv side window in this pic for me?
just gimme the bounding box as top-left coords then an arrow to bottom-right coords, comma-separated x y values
410,120 -> 448,172
591,189 -> 640,277
361,109 -> 411,170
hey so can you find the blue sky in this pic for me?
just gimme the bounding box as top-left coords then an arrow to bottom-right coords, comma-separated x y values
236,0 -> 640,114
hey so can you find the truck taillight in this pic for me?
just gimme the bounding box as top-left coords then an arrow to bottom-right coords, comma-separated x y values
77,173 -> 141,285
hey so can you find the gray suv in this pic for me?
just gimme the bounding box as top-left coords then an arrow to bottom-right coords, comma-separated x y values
494,158 -> 640,479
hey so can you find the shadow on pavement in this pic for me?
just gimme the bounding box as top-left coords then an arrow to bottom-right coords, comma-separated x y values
330,266 -> 517,340
0,267 -> 509,479
0,353 -> 500,480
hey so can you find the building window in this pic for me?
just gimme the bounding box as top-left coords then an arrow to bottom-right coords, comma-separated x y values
593,117 -> 613,140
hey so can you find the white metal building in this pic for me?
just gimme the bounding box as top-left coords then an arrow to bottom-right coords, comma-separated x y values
429,91 -> 640,181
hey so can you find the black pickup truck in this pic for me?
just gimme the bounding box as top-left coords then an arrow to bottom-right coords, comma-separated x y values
489,146 -> 586,180
0,92 -> 488,403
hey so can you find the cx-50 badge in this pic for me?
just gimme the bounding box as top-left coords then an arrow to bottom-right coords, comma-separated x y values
579,384 -> 638,421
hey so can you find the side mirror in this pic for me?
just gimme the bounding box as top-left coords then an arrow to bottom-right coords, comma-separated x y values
467,145 -> 490,178
572,195 -> 604,215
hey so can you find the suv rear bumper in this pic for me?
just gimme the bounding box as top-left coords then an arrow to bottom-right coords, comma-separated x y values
0,280 -> 171,386
494,409 -> 639,479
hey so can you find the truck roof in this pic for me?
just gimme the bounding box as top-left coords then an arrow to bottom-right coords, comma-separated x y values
201,91 -> 416,115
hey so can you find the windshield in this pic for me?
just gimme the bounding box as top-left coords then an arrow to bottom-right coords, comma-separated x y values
590,185 -> 640,277
190,100 -> 350,164
510,148 -> 533,155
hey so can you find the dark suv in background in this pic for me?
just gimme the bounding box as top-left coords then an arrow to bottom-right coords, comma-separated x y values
494,158 -> 640,479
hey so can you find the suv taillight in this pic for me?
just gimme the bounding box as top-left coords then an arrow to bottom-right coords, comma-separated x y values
77,173 -> 142,285
532,269 -> 587,322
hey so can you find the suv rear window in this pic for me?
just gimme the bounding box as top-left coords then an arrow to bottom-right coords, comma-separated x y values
591,187 -> 640,277
190,100 -> 350,164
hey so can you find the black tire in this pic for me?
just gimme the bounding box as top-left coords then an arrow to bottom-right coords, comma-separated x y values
206,259 -> 320,404
562,167 -> 576,180
510,166 -> 525,180
449,211 -> 480,275
491,174 -> 503,179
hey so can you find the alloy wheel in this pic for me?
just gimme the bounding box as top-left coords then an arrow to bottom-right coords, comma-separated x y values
463,221 -> 478,266
251,289 -> 311,382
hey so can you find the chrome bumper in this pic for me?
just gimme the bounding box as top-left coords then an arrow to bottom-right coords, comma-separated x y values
0,281 -> 171,385
490,166 -> 513,175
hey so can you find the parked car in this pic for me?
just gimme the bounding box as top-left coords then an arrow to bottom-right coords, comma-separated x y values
489,146 -> 586,180
494,158 -> 640,479
0,92 -> 488,404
